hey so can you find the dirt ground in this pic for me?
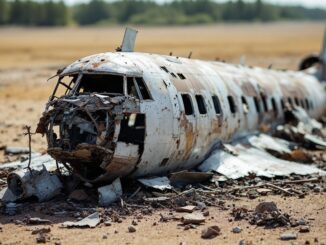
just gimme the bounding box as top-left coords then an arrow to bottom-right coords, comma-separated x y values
0,194 -> 325,245
0,22 -> 325,244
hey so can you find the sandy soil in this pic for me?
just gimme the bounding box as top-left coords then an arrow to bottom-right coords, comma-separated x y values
0,22 -> 325,244
0,194 -> 325,245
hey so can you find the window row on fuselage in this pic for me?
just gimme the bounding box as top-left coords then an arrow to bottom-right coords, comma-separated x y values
180,92 -> 314,117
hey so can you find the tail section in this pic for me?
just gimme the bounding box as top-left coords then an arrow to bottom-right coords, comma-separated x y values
299,25 -> 326,82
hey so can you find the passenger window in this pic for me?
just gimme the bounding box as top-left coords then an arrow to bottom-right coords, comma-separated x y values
212,95 -> 222,115
160,66 -> 169,73
227,95 -> 236,114
241,96 -> 249,114
281,98 -> 285,110
254,96 -> 260,113
127,77 -> 139,99
195,95 -> 207,114
135,77 -> 151,100
271,97 -> 278,115
177,73 -> 186,80
181,94 -> 194,115
300,99 -> 305,108
294,97 -> 300,106
261,93 -> 268,112
305,98 -> 310,110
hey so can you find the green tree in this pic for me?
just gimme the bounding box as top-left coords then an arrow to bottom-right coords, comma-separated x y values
75,0 -> 109,25
0,0 -> 9,24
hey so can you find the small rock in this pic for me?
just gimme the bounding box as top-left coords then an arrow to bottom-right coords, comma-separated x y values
102,235 -> 108,239
298,219 -> 307,226
202,210 -> 209,217
313,186 -> 322,193
182,213 -> 205,225
132,220 -> 138,226
54,241 -> 61,245
128,226 -> 136,233
68,189 -> 88,201
280,232 -> 297,240
36,234 -> 47,243
31,228 -> 51,235
104,221 -> 112,226
232,227 -> 242,233
299,226 -> 310,233
201,225 -> 221,239
255,202 -> 278,214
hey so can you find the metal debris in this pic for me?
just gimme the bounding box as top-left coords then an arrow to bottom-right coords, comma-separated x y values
138,177 -> 172,191
4,146 -> 30,155
27,217 -> 52,225
7,167 -> 62,202
98,178 -> 123,206
176,205 -> 196,213
0,154 -> 57,171
280,232 -> 297,240
199,143 -> 325,179
62,212 -> 100,228
181,213 -> 205,225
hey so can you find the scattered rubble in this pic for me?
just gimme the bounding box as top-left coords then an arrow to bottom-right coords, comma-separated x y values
31,227 -> 51,235
98,178 -> 123,206
27,217 -> 52,225
299,226 -> 310,233
181,213 -> 205,225
280,232 -> 297,240
62,212 -> 100,228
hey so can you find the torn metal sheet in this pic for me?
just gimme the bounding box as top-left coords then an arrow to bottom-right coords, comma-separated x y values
303,134 -> 326,149
62,212 -> 100,228
138,177 -> 172,191
198,145 -> 326,179
7,167 -> 63,202
98,178 -> 122,206
247,134 -> 292,155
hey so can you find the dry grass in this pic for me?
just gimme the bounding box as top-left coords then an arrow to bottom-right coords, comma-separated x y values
0,22 -> 324,70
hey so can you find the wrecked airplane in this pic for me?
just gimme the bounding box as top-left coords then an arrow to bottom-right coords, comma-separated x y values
34,27 -> 326,184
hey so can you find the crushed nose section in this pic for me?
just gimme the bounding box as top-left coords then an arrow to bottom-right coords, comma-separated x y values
38,93 -> 143,183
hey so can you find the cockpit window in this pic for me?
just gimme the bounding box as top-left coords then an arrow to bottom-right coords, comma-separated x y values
50,75 -> 77,101
135,77 -> 151,100
77,74 -> 124,95
127,77 -> 140,99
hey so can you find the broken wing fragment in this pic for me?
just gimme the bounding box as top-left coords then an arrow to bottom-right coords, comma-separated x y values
198,144 -> 326,179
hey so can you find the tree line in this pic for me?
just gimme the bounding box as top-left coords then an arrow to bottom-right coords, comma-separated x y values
0,0 -> 325,26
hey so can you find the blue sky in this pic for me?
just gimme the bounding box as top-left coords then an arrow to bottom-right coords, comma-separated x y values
63,0 -> 326,9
